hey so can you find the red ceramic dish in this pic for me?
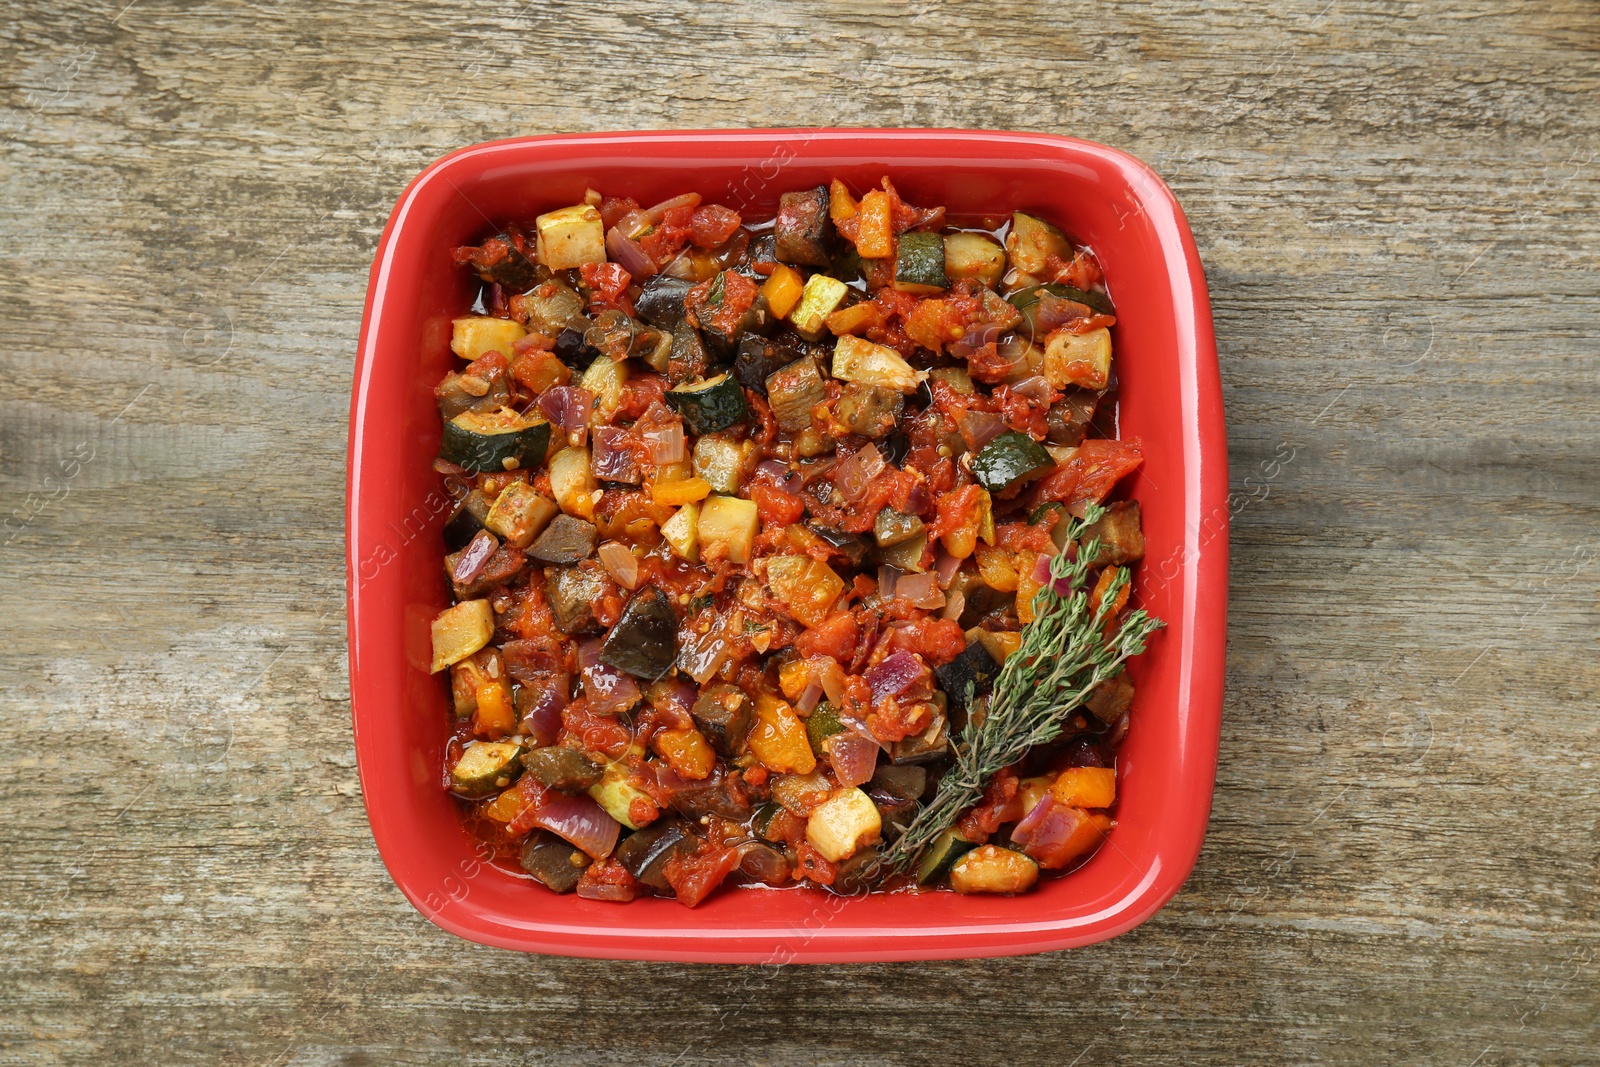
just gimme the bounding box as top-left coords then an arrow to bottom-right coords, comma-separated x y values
347,129 -> 1226,963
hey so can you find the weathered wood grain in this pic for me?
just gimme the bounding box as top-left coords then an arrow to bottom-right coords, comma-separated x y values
1,0 -> 1597,1063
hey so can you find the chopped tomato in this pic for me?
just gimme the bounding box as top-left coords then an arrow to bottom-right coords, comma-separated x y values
887,616 -> 967,666
750,482 -> 805,529
636,203 -> 695,266
1032,438 -> 1144,508
580,261 -> 634,316
617,373 -> 669,421
663,842 -> 741,907
794,611 -> 859,663
685,270 -> 759,339
689,204 -> 742,248
955,766 -> 1022,843
794,843 -> 838,886
599,196 -> 641,232
558,696 -> 633,759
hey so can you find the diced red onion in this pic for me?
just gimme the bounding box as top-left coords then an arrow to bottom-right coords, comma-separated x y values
756,459 -> 803,495
1010,796 -> 1098,868
1035,291 -> 1094,334
772,771 -> 832,814
451,529 -> 498,584
961,321 -> 1002,348
578,638 -> 641,716
591,426 -> 642,483
606,226 -> 656,276
661,256 -> 696,280
641,191 -> 702,223
958,410 -> 1007,452
598,541 -> 639,590
896,572 -> 945,610
518,675 -> 568,747
864,649 -> 924,700
827,727 -> 879,788
833,443 -> 884,503
538,386 -> 593,446
934,551 -> 961,589
1011,375 -> 1053,401
642,422 -> 686,465
532,792 -> 621,859
942,588 -> 965,621
650,675 -> 698,719
577,880 -> 634,902
903,481 -> 932,515
818,660 -> 848,707
796,679 -> 824,714
677,616 -> 731,685
1032,553 -> 1055,585
876,566 -> 901,600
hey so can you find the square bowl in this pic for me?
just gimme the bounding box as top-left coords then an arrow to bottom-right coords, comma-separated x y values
347,128 -> 1227,963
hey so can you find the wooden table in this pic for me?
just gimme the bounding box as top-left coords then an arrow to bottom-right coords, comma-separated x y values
3,1 -> 1596,1063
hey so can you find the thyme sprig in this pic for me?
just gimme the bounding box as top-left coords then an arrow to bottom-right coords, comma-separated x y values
876,503 -> 1166,878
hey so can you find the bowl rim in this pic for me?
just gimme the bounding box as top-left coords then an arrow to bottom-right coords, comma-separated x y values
348,127 -> 1227,963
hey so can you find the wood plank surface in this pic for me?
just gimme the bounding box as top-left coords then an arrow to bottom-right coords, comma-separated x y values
1,1 -> 1596,1063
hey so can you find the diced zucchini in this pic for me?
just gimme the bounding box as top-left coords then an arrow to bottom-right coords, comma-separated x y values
872,531 -> 928,573
916,828 -> 977,885
580,355 -> 628,421
450,741 -> 525,798
587,761 -> 657,830
1009,282 -> 1115,324
893,231 -> 948,294
872,508 -> 925,549
1006,211 -> 1072,276
1042,326 -> 1112,390
548,446 -> 598,521
692,434 -> 746,495
765,357 -> 828,433
949,844 -> 1039,895
429,599 -> 495,673
1052,766 -> 1117,809
764,555 -> 846,628
665,372 -> 749,435
971,431 -> 1055,492
943,232 -> 1007,288
698,495 -> 759,565
804,787 -> 882,863
789,274 -> 850,341
748,694 -> 816,775
805,702 -> 844,759
484,482 -> 559,549
660,502 -> 700,562
774,186 -> 834,267
535,203 -> 607,271
831,335 -> 928,394
440,408 -> 552,473
450,316 -> 526,362
928,365 -> 975,395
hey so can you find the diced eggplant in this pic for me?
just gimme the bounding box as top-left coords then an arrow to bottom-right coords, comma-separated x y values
746,233 -> 780,276
765,357 -> 828,433
1086,670 -> 1135,724
520,832 -> 592,894
873,508 -> 925,549
521,745 -> 604,794
443,489 -> 492,551
664,765 -> 753,820
871,795 -> 918,845
521,282 -> 588,338
545,562 -> 609,635
597,586 -> 678,680
1080,500 -> 1145,567
455,229 -> 539,290
774,185 -> 834,266
554,323 -> 602,371
615,821 -> 696,891
928,365 -> 975,395
829,846 -> 882,895
833,382 -> 904,438
450,741 -> 525,797
890,708 -> 950,765
528,513 -> 598,563
881,429 -> 911,466
435,367 -> 513,420
634,275 -> 696,328
933,639 -> 1000,722
691,683 -> 754,757
831,335 -> 927,394
870,764 -> 927,803
580,352 -> 629,421
734,334 -> 803,396
668,320 -> 711,385
1046,387 -> 1101,446
871,532 -> 928,573
738,842 -> 791,884
807,520 -> 869,568
633,325 -> 673,374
